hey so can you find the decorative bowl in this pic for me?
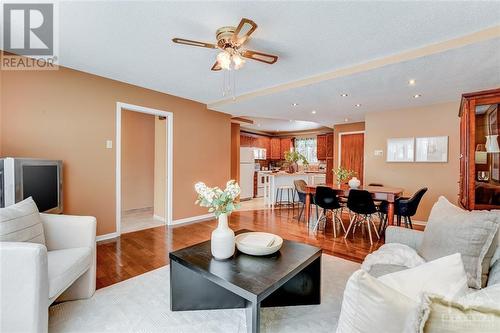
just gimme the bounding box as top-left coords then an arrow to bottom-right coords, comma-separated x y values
235,232 -> 283,256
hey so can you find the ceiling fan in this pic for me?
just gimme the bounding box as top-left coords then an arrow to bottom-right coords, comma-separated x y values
172,18 -> 278,71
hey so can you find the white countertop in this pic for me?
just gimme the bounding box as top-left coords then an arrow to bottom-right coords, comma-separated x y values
270,171 -> 326,177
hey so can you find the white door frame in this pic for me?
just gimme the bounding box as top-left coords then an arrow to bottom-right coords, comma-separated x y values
115,102 -> 173,235
338,130 -> 365,182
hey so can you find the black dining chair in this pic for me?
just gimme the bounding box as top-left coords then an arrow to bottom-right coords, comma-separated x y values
313,186 -> 346,237
344,189 -> 380,245
293,179 -> 311,223
378,187 -> 428,233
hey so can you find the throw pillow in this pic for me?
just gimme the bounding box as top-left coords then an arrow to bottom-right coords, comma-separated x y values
0,197 -> 46,245
418,285 -> 500,333
378,253 -> 469,302
419,206 -> 499,289
336,270 -> 419,333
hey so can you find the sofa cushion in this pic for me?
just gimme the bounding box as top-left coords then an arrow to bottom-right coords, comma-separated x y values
48,247 -> 91,301
418,285 -> 500,333
378,253 -> 469,301
368,264 -> 407,278
336,270 -> 419,333
0,197 -> 45,245
488,258 -> 500,287
419,198 -> 499,289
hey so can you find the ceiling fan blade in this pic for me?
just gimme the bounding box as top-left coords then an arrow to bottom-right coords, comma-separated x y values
241,50 -> 278,64
232,18 -> 258,46
172,38 -> 216,49
211,61 -> 222,71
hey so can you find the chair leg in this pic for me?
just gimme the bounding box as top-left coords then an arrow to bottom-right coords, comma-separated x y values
397,215 -> 401,227
370,215 -> 380,239
344,214 -> 356,239
365,215 -> 373,246
403,216 -> 409,228
313,209 -> 324,233
408,216 -> 413,229
337,209 -> 347,234
298,204 -> 304,222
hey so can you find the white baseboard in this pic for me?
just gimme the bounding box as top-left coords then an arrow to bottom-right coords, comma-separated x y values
153,214 -> 166,222
96,232 -> 119,242
171,213 -> 214,227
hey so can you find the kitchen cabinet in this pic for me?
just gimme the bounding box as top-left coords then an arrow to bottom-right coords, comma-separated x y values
270,138 -> 281,159
280,138 -> 293,160
317,134 -> 327,160
326,133 -> 334,158
459,88 -> 500,210
240,134 -> 255,147
325,132 -> 334,183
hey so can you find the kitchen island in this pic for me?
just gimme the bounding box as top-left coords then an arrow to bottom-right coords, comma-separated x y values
263,172 -> 326,206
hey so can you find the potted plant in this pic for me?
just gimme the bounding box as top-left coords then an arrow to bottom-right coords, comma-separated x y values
194,180 -> 240,260
284,150 -> 309,173
332,167 -> 356,187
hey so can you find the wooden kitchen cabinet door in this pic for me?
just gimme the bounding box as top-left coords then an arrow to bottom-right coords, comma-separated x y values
326,133 -> 334,158
280,138 -> 293,159
317,135 -> 327,160
270,138 -> 281,159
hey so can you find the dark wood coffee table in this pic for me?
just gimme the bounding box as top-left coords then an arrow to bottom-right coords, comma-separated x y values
169,230 -> 322,333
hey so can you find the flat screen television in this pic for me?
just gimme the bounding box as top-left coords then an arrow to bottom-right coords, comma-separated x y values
0,158 -> 63,213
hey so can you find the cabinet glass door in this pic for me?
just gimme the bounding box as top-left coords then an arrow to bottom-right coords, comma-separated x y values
474,103 -> 500,208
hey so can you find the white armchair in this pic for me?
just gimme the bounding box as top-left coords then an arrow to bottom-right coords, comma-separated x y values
0,213 -> 96,333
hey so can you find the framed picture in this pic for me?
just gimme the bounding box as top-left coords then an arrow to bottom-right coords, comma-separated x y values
387,137 -> 414,162
415,136 -> 448,163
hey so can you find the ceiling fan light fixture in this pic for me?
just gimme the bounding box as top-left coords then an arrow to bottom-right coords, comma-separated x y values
217,51 -> 231,70
232,53 -> 245,70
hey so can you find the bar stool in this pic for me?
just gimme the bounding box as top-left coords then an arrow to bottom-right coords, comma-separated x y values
275,185 -> 295,208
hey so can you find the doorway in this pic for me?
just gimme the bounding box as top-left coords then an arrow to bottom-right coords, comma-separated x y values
339,131 -> 365,184
116,102 -> 173,235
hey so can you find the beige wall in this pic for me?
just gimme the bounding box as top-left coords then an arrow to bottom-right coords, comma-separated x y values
0,66 -> 231,235
333,122 -> 365,170
154,117 -> 167,219
364,102 -> 460,221
121,110 -> 155,211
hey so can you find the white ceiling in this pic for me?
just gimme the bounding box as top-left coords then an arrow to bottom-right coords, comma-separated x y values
49,1 -> 500,124
240,117 -> 324,133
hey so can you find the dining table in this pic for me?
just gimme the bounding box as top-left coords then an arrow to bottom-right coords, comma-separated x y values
304,184 -> 405,228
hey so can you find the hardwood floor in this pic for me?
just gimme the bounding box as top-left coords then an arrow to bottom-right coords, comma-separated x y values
96,208 -> 424,289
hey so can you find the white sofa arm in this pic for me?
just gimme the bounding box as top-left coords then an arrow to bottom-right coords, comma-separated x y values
40,213 -> 96,251
40,213 -> 97,302
385,226 -> 424,250
0,242 -> 49,333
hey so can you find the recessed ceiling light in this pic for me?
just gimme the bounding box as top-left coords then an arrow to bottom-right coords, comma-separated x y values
413,94 -> 422,98
311,110 -> 317,114
341,93 -> 348,97
408,79 -> 416,86
291,103 -> 298,107
256,123 -> 261,127
355,104 -> 361,107
344,118 -> 349,122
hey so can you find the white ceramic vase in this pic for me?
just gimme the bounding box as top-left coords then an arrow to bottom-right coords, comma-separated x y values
211,213 -> 235,260
348,177 -> 361,189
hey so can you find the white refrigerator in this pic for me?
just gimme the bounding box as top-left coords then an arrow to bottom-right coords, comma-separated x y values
240,147 -> 255,200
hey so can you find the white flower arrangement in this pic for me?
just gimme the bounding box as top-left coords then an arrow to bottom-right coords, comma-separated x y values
194,180 -> 241,217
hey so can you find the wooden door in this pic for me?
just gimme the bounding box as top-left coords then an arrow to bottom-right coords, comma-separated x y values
340,133 -> 364,184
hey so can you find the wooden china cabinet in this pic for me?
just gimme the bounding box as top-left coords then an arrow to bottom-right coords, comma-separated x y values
459,88 -> 500,210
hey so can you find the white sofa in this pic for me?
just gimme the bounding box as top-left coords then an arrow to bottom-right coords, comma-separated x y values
0,213 -> 96,333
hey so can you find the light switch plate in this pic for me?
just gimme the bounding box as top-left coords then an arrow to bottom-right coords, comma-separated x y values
106,140 -> 113,149
374,150 -> 383,156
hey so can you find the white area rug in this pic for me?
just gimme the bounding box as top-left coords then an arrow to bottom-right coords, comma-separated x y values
49,255 -> 359,333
